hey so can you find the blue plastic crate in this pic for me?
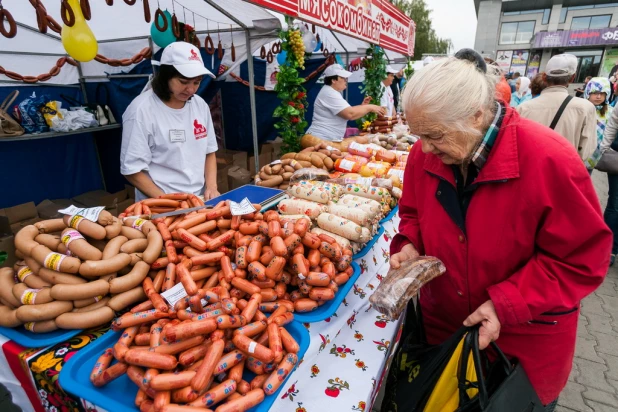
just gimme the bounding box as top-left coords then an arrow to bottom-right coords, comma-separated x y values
293,261 -> 360,323
60,322 -> 310,412
380,205 -> 399,224
353,226 -> 384,259
0,326 -> 82,348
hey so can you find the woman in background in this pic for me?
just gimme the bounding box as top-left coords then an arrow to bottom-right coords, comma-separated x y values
510,76 -> 531,107
530,73 -> 547,98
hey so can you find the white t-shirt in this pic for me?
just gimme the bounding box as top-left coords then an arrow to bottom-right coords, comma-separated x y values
306,85 -> 351,142
120,89 -> 218,201
380,83 -> 395,116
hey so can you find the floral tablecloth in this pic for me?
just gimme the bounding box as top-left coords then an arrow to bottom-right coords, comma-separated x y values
0,215 -> 401,412
270,216 -> 402,412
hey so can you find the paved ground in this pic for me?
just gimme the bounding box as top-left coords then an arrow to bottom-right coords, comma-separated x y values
556,171 -> 618,411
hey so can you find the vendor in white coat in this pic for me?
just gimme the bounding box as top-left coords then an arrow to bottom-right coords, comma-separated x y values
306,64 -> 386,142
380,65 -> 399,117
120,42 -> 220,201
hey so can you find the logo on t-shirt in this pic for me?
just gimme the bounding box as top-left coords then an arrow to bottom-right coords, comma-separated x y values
189,49 -> 201,62
194,119 -> 207,140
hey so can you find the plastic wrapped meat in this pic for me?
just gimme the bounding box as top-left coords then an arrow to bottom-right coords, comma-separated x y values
369,256 -> 446,320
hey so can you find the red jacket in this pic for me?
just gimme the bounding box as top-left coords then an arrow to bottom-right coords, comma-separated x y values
391,107 -> 611,404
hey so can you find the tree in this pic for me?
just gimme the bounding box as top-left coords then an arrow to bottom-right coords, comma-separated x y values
391,0 -> 453,57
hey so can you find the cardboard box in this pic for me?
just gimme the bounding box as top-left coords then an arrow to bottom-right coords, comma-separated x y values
247,152 -> 272,173
116,198 -> 135,216
36,199 -> 73,219
217,149 -> 248,169
262,139 -> 283,158
72,189 -> 127,209
125,184 -> 136,199
0,202 -> 38,224
10,217 -> 42,234
228,166 -> 252,190
0,234 -> 16,268
217,163 -> 230,194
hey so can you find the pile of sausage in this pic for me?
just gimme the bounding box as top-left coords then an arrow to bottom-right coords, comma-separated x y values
90,292 -> 300,412
0,210 -> 163,332
119,194 -> 355,314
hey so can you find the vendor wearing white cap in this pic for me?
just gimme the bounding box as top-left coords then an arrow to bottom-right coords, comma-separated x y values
306,64 -> 386,142
120,42 -> 220,201
380,65 -> 400,117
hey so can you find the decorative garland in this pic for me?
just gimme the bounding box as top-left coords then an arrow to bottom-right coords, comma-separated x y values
0,57 -> 77,83
274,24 -> 308,154
359,45 -> 387,129
228,54 -> 335,92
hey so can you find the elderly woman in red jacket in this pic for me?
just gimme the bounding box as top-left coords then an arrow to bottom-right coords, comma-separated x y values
391,50 -> 611,409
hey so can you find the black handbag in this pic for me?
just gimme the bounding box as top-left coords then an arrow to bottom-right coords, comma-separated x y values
456,327 -> 545,412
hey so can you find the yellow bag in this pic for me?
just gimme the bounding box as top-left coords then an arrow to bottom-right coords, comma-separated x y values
42,101 -> 63,127
424,334 -> 478,411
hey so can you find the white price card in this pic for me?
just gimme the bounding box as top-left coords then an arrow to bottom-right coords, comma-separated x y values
58,205 -> 105,222
230,198 -> 257,216
161,282 -> 187,308
160,282 -> 210,309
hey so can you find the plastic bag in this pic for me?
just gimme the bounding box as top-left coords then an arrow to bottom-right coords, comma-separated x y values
289,167 -> 330,184
369,256 -> 446,320
42,101 -> 62,127
49,107 -> 98,132
15,92 -> 50,134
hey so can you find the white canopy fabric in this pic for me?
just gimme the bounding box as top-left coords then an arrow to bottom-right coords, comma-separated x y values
0,0 -> 281,85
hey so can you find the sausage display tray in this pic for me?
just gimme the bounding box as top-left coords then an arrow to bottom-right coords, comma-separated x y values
353,226 -> 384,260
293,261 -> 361,323
59,321 -> 310,412
380,205 -> 399,224
0,326 -> 82,348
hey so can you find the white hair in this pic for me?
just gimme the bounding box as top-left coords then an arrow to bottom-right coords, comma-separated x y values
402,58 -> 500,138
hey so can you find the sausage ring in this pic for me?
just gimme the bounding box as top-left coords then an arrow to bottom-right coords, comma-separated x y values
35,5 -> 48,34
323,48 -> 329,57
105,0 -> 114,5
0,9 -> 17,38
60,0 -> 76,27
80,0 -> 91,21
266,51 -> 273,64
192,34 -> 201,49
154,8 -> 167,32
260,45 -> 266,59
171,14 -> 180,38
205,35 -> 215,55
143,0 -> 151,23
47,17 -> 62,34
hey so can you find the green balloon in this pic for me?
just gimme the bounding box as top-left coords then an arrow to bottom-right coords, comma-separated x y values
151,10 -> 176,48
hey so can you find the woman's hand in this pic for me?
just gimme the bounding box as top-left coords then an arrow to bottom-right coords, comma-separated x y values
204,187 -> 220,201
362,96 -> 372,105
370,105 -> 387,117
463,300 -> 501,350
390,243 -> 419,269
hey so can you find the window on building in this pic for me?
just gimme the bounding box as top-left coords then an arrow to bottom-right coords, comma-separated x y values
559,8 -> 567,23
591,15 -> 611,29
568,50 -> 603,82
559,5 -> 618,24
499,21 -> 535,44
571,15 -> 611,30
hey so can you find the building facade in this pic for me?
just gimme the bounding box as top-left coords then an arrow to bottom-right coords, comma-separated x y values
474,0 -> 618,83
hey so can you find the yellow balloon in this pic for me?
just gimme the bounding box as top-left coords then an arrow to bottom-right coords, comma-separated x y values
61,0 -> 98,62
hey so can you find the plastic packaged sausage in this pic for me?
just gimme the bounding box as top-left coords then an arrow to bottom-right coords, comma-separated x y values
369,256 -> 446,320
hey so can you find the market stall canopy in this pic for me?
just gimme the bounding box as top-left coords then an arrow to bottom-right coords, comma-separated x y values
240,0 -> 415,56
0,0 -> 282,84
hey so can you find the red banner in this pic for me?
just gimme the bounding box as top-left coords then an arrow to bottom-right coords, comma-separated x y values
243,0 -> 415,56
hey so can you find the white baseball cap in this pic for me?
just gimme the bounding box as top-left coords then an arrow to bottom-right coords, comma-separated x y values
324,64 -> 352,78
161,42 -> 215,79
545,54 -> 577,77
386,65 -> 399,74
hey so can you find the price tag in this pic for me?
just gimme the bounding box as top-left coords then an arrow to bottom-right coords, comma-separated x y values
161,282 -> 188,308
230,198 -> 256,216
58,205 -> 105,222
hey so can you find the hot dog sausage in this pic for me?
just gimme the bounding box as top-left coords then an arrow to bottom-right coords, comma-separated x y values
263,353 -> 297,395
55,306 -> 115,329
124,349 -> 178,370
